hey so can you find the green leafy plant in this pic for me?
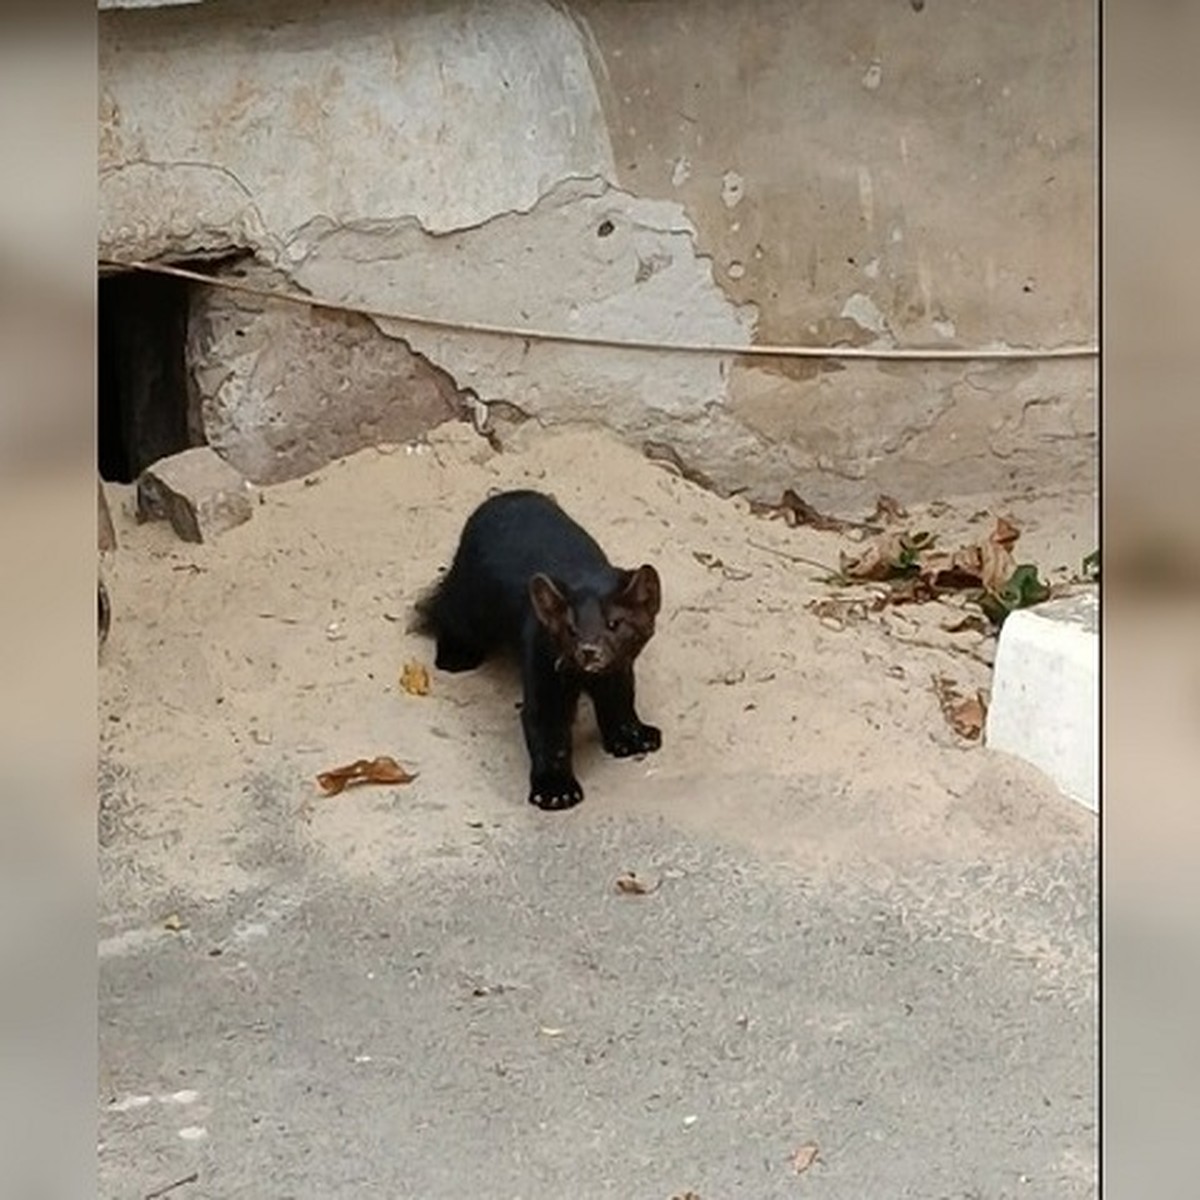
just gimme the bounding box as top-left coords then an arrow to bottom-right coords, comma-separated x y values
977,562 -> 1052,627
896,530 -> 935,572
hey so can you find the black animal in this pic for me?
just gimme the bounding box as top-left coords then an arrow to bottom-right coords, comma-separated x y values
416,490 -> 662,810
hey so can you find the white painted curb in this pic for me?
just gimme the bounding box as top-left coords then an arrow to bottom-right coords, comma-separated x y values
986,591 -> 1099,812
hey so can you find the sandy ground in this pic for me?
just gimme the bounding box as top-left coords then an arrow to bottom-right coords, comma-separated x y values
97,423 -> 1098,1198
99,421 -> 1095,911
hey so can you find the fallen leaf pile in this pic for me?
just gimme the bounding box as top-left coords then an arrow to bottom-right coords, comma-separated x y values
833,516 -> 1051,627
931,675 -> 988,740
316,756 -> 418,795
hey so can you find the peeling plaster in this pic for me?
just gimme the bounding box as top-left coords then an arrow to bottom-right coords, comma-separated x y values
839,293 -> 893,343
290,176 -> 757,434
99,160 -> 275,264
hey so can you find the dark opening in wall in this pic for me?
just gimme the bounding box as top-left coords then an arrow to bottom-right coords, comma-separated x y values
98,266 -> 198,483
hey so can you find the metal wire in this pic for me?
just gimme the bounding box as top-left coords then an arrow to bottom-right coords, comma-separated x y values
99,258 -> 1099,363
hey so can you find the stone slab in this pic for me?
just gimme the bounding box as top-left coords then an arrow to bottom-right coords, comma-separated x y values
986,591 -> 1099,812
137,446 -> 253,543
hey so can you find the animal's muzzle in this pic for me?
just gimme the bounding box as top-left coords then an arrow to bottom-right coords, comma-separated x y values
576,643 -> 609,673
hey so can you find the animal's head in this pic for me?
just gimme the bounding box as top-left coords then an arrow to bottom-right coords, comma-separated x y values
529,564 -> 661,675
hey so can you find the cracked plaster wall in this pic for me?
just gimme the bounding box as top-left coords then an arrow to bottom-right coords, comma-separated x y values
100,0 -> 1096,504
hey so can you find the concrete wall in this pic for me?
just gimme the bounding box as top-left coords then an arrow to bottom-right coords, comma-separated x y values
99,0 -> 1096,505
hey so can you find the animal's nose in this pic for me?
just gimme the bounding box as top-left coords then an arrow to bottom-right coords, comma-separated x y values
578,643 -> 603,668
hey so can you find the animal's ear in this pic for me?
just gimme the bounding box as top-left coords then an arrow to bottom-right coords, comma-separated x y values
617,564 -> 661,617
529,574 -> 570,632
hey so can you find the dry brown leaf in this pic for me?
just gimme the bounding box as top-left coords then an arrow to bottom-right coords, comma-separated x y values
950,694 -> 987,739
967,516 -> 1019,595
615,871 -> 659,895
992,514 -> 1021,550
918,547 -> 978,590
884,576 -> 937,605
400,661 -> 431,696
807,596 -> 870,624
871,493 -> 908,524
751,488 -> 856,532
778,489 -> 847,531
791,1142 -> 820,1174
931,676 -> 988,740
692,551 -> 751,581
316,755 -> 418,795
941,612 -> 991,635
839,530 -> 912,581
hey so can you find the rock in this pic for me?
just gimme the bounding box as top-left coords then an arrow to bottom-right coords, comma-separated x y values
98,479 -> 117,552
188,263 -> 469,485
137,447 -> 253,543
986,591 -> 1099,813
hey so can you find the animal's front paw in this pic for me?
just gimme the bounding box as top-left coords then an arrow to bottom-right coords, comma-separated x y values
602,721 -> 662,759
529,771 -> 585,811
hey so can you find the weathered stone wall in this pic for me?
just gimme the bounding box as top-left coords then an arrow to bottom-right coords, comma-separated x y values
186,263 -> 468,483
99,0 -> 1096,504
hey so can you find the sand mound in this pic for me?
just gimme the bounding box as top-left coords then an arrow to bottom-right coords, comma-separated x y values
99,422 -> 1095,916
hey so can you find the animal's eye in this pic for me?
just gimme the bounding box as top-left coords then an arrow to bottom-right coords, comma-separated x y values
606,617 -> 622,632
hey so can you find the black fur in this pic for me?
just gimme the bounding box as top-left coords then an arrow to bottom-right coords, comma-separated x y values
416,490 -> 662,810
